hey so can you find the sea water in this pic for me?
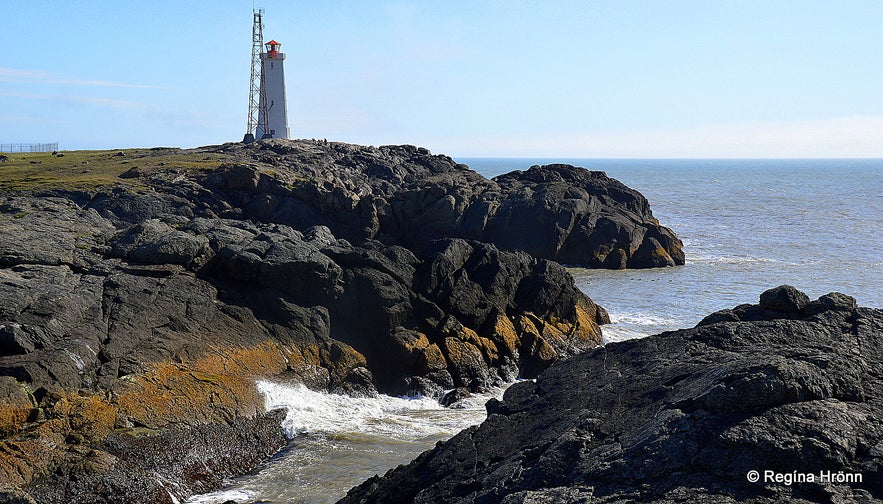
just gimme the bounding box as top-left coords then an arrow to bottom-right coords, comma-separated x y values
186,382 -> 506,504
461,158 -> 882,342
189,158 -> 882,503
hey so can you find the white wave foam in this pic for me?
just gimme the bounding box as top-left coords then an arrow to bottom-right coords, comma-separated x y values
688,255 -> 769,265
601,312 -> 681,344
602,326 -> 651,344
257,381 -> 499,440
686,253 -> 802,266
185,489 -> 255,504
608,312 -> 678,327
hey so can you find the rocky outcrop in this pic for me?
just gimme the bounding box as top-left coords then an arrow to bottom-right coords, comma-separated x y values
319,237 -> 606,396
340,286 -> 883,503
0,185 -> 604,501
202,140 -> 684,268
482,165 -> 684,268
23,412 -> 286,504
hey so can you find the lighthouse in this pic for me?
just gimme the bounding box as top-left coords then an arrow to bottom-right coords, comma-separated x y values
257,40 -> 290,139
243,10 -> 290,143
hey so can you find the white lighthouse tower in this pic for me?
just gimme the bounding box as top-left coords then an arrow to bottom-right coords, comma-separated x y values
243,10 -> 290,143
256,40 -> 290,139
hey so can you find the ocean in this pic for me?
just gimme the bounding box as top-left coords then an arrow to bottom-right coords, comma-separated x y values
188,158 -> 883,503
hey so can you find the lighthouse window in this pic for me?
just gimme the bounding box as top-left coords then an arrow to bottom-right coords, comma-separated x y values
271,62 -> 274,68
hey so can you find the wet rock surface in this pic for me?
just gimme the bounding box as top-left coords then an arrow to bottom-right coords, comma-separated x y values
340,286 -> 883,504
0,139 -> 670,503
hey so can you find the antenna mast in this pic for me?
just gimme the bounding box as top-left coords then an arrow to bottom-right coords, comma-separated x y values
243,9 -> 269,143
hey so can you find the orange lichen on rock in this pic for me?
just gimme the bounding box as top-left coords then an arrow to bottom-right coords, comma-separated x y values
573,299 -> 604,341
0,339 -> 304,493
0,377 -> 35,437
0,438 -> 54,488
188,340 -> 290,378
0,415 -> 66,488
114,340 -> 291,428
541,298 -> 604,348
418,343 -> 447,372
391,329 -> 431,368
66,393 -> 117,443
490,312 -> 520,353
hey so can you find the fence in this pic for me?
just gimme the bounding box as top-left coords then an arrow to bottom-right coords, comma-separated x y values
0,143 -> 59,153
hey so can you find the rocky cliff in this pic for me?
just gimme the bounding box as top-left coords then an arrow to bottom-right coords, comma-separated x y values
202,140 -> 684,268
340,286 -> 883,503
0,139 -> 679,503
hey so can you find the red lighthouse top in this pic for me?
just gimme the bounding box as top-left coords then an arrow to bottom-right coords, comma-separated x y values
265,40 -> 281,59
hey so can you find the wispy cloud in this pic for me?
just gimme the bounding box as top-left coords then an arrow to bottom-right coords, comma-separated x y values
0,67 -> 170,90
441,115 -> 883,158
0,114 -> 63,125
1,91 -> 147,109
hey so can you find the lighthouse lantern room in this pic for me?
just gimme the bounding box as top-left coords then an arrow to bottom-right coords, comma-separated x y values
266,40 -> 281,58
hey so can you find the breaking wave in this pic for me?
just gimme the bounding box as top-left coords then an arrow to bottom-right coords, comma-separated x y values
257,381 -> 499,440
186,382 -> 505,504
601,312 -> 682,344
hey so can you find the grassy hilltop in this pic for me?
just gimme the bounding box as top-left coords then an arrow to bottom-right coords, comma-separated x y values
0,148 -> 228,192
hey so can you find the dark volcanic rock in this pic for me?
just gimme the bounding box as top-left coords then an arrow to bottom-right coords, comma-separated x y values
0,159 -> 607,503
201,140 -> 683,269
0,138 -> 674,502
759,284 -> 810,313
111,218 -> 210,267
483,164 -> 684,268
25,410 -> 286,504
0,199 -> 603,400
322,237 -> 605,395
340,287 -> 883,504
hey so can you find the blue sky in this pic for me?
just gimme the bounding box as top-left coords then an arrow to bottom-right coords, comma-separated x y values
1,1 -> 881,157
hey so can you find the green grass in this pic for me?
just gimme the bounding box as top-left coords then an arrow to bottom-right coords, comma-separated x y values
0,148 -> 228,192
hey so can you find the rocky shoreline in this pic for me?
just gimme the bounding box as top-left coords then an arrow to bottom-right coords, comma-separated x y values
340,286 -> 883,503
0,140 -> 680,503
205,140 -> 684,269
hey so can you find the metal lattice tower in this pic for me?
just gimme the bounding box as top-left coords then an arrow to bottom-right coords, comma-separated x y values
243,9 -> 269,143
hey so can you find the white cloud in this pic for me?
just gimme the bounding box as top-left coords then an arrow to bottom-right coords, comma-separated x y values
0,114 -> 62,125
0,67 -> 170,90
0,92 -> 146,109
441,115 -> 883,158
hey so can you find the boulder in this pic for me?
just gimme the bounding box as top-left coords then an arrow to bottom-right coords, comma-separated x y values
758,284 -> 810,313
111,219 -> 209,267
118,166 -> 146,179
439,387 -> 472,407
699,286 -> 855,326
